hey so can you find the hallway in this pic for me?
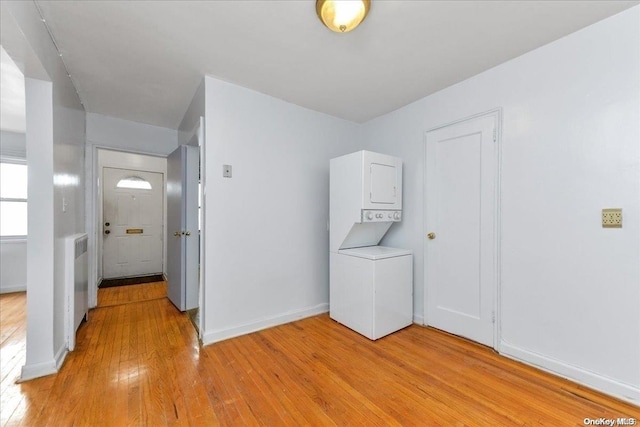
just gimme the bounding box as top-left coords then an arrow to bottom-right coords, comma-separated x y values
1,283 -> 638,426
1,282 -> 202,426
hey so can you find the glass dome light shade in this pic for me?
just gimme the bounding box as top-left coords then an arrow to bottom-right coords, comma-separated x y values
316,0 -> 371,33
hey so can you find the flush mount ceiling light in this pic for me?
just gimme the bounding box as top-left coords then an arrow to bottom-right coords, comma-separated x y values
316,0 -> 371,33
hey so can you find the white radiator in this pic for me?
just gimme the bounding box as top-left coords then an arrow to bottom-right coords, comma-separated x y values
66,233 -> 88,351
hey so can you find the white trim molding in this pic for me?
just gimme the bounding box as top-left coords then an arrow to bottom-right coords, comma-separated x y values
413,313 -> 424,325
54,344 -> 68,371
422,108 -> 503,352
20,359 -> 57,382
500,341 -> 640,406
0,284 -> 26,294
202,303 -> 329,346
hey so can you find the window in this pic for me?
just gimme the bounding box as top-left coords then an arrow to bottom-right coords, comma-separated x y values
0,161 -> 28,237
116,176 -> 152,190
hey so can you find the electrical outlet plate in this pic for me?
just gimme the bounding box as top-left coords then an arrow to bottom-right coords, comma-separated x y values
602,208 -> 622,228
223,164 -> 232,178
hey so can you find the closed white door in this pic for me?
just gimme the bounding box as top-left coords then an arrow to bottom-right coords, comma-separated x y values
166,145 -> 199,312
424,113 -> 498,347
102,167 -> 164,279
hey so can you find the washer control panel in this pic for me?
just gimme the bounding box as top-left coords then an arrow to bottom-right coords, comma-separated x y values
362,210 -> 402,223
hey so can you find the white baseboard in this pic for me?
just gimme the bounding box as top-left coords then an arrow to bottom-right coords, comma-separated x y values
500,341 -> 640,406
0,284 -> 27,294
202,303 -> 329,346
55,343 -> 68,371
413,313 -> 424,325
20,360 -> 57,382
19,344 -> 68,382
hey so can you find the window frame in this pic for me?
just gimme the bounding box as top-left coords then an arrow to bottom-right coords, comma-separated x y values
0,157 -> 28,241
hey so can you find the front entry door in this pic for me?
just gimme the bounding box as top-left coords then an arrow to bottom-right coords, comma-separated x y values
424,113 -> 498,347
102,167 -> 164,279
166,145 -> 199,312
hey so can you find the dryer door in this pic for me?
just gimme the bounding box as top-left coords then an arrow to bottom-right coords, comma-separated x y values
370,163 -> 397,204
362,150 -> 402,210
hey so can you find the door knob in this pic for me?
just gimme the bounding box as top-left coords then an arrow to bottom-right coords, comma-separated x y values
104,230 -> 110,235
185,231 -> 191,236
174,231 -> 181,237
427,232 -> 436,240
104,222 -> 110,227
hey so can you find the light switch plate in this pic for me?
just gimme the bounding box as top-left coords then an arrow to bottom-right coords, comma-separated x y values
223,164 -> 232,178
602,208 -> 622,228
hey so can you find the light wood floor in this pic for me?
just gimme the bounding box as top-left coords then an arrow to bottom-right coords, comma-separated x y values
1,283 -> 638,426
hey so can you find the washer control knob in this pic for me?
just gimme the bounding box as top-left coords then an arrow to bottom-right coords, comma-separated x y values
376,213 -> 383,219
366,212 -> 373,220
394,212 -> 401,220
388,213 -> 393,218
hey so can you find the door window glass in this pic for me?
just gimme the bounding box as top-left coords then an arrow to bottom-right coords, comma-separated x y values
116,176 -> 152,190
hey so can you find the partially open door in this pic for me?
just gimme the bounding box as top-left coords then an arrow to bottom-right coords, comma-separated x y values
166,145 -> 199,311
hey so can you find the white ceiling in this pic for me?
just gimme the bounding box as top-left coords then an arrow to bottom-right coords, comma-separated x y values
0,45 -> 26,133
36,1 -> 637,129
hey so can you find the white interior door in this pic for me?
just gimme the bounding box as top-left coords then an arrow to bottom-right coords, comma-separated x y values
166,145 -> 199,311
424,113 -> 498,347
102,168 -> 164,279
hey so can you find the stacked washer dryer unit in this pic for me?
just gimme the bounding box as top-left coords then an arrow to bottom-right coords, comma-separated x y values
330,150 -> 413,340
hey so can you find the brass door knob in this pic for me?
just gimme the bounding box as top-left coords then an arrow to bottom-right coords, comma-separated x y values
427,232 -> 436,240
174,232 -> 181,237
185,231 -> 191,236
104,230 -> 110,235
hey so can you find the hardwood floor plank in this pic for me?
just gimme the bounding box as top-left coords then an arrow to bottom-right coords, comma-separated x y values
258,326 -> 405,425
2,287 -> 638,426
239,336 -> 337,426
200,345 -> 261,426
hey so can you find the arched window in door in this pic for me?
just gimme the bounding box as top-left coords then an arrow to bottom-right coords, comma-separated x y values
116,176 -> 152,190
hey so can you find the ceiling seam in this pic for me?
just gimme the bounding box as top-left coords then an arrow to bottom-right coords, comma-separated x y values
33,0 -> 85,109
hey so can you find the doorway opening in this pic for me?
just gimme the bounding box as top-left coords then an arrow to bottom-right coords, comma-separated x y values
0,44 -> 27,385
92,149 -> 168,302
166,117 -> 204,337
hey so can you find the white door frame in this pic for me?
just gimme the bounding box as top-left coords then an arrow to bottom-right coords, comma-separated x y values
88,147 -> 167,307
182,116 -> 206,339
422,108 -> 502,351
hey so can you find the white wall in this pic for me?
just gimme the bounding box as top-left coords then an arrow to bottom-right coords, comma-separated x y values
2,1 -> 86,380
178,80 -> 204,146
0,131 -> 27,294
86,113 -> 178,155
53,105 -> 85,356
24,77 -> 56,379
362,7 -> 640,403
201,76 -> 361,343
0,239 -> 27,293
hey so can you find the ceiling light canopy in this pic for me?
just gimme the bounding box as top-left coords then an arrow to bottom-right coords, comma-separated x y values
316,0 -> 371,33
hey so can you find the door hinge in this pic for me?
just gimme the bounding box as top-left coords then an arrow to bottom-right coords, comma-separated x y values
491,311 -> 496,324
492,127 -> 497,142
